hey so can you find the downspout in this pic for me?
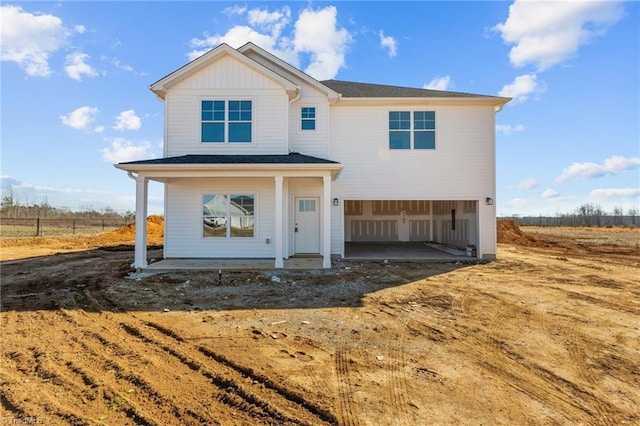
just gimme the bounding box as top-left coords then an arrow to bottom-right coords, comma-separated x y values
288,88 -> 301,153
127,171 -> 138,180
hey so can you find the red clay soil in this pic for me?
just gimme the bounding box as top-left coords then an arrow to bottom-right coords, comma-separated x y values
497,219 -> 543,246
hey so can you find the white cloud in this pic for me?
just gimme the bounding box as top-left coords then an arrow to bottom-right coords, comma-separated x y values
222,5 -> 247,17
494,0 -> 624,71
556,155 -> 640,183
189,5 -> 351,80
114,110 -> 142,131
517,178 -> 539,190
60,106 -> 99,131
506,198 -> 529,208
74,25 -> 86,34
248,7 -> 291,32
0,5 -> 70,77
499,73 -> 543,104
64,52 -> 98,81
542,188 -> 560,199
379,30 -> 397,58
496,123 -> 525,136
112,58 -> 147,76
101,138 -> 154,163
589,188 -> 640,198
189,6 -> 295,63
293,6 -> 351,80
424,76 -> 451,91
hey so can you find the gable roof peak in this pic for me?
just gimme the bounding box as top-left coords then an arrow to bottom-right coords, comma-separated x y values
149,43 -> 297,100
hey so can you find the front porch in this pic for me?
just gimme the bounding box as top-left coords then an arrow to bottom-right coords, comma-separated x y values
115,153 -> 343,270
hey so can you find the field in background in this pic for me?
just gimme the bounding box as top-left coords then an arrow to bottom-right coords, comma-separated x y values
0,218 -> 131,239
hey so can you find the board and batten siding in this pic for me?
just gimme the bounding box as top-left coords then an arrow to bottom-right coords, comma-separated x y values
164,55 -> 290,157
164,178 -> 276,259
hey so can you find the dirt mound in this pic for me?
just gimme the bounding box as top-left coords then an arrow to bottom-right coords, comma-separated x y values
497,219 -> 539,246
103,215 -> 164,242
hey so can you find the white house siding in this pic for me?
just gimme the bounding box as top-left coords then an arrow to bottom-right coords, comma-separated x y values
289,98 -> 330,158
165,55 -> 290,156
328,104 -> 497,257
164,178 -> 276,259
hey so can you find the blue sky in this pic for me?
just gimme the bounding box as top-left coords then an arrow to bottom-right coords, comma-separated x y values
1,1 -> 638,216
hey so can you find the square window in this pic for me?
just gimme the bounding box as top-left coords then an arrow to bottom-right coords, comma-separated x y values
389,131 -> 411,149
229,122 -> 251,142
202,123 -> 224,143
389,110 -> 435,150
204,194 -> 255,238
414,131 -> 435,149
202,100 -> 252,143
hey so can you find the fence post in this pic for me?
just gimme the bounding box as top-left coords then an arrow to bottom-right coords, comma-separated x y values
36,217 -> 40,236
73,219 -> 76,234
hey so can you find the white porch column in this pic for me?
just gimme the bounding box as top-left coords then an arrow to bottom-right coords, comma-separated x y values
275,176 -> 284,268
134,175 -> 149,269
323,175 -> 332,268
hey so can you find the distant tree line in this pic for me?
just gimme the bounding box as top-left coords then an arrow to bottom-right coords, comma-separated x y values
503,203 -> 638,227
1,190 -> 135,222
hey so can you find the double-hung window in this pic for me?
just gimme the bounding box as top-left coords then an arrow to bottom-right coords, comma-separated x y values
202,100 -> 252,143
389,110 -> 435,149
203,194 -> 255,238
301,107 -> 316,131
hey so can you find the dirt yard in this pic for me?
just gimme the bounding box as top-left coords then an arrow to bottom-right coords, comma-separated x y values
1,220 -> 639,425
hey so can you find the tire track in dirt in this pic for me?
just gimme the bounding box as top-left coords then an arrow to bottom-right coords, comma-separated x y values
458,302 -> 631,424
142,319 -> 338,424
334,345 -> 360,426
63,324 -> 212,424
119,319 -> 337,425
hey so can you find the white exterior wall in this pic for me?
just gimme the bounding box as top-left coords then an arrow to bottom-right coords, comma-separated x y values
164,55 -> 290,156
328,104 -> 497,257
164,178 -> 276,258
289,97 -> 330,158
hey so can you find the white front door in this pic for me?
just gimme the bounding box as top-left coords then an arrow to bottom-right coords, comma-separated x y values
295,197 -> 320,254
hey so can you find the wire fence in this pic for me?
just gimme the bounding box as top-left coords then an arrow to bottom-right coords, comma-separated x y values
0,217 -> 132,238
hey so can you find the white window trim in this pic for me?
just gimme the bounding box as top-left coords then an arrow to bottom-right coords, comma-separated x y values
387,110 -> 436,150
200,98 -> 255,145
299,105 -> 318,133
202,192 -> 257,240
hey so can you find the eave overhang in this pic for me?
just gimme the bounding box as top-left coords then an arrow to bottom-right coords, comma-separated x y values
115,160 -> 344,182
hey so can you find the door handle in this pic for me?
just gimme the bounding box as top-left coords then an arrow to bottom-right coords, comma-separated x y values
295,223 -> 299,233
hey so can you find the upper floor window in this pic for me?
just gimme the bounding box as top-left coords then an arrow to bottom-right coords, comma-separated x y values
389,110 -> 435,149
301,107 -> 316,131
202,100 -> 252,143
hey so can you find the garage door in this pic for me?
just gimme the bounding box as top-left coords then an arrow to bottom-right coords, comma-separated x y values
350,220 -> 398,242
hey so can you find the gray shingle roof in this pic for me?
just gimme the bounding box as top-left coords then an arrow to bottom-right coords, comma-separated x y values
119,153 -> 339,165
321,79 -> 494,98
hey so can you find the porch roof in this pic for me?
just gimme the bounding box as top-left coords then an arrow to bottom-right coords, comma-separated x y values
115,153 -> 343,181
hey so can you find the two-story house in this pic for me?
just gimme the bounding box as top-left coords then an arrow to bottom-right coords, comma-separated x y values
116,42 -> 510,269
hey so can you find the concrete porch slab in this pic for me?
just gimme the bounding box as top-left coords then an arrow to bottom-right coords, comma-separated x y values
145,256 -> 323,271
344,242 -> 469,261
